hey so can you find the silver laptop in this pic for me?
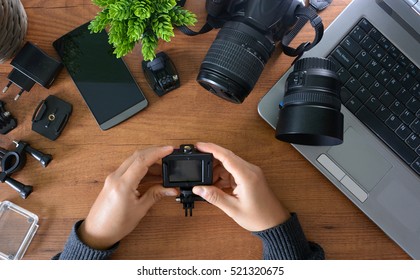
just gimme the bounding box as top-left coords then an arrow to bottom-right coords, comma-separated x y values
258,0 -> 420,259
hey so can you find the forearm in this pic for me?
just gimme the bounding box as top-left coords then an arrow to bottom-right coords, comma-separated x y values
52,220 -> 119,260
253,213 -> 325,260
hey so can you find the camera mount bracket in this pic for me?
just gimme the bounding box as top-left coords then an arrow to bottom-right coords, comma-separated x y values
176,188 -> 205,217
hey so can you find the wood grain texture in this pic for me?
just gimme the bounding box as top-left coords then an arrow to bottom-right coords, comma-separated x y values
0,0 -> 409,260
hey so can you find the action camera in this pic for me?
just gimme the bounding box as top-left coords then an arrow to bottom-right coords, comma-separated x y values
162,144 -> 213,216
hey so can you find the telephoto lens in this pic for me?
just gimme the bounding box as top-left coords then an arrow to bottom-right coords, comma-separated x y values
275,57 -> 344,146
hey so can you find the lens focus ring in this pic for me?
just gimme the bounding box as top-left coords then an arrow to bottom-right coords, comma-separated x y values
283,91 -> 342,109
294,57 -> 336,71
202,39 -> 265,89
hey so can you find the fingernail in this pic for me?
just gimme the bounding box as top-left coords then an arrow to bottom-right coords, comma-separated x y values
164,189 -> 178,196
193,186 -> 205,196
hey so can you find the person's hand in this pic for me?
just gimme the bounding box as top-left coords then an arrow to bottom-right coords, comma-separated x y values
192,142 -> 290,232
78,146 -> 178,250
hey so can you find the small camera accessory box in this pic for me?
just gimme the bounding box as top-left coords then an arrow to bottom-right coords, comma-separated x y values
32,95 -> 72,141
162,144 -> 213,188
142,52 -> 180,96
0,200 -> 39,260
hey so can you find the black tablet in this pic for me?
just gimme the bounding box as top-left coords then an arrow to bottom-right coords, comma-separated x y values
53,22 -> 148,130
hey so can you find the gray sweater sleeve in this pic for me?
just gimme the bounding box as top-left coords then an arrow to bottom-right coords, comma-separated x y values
52,220 -> 119,260
252,213 -> 325,260
53,213 -> 323,260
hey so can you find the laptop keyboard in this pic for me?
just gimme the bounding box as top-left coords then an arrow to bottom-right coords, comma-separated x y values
327,18 -> 420,176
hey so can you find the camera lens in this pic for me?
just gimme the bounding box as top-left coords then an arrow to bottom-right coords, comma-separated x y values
196,21 -> 275,104
275,57 -> 344,146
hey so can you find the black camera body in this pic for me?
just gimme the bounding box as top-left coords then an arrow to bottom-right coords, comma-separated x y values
196,0 -> 313,104
162,144 -> 213,187
162,144 -> 213,216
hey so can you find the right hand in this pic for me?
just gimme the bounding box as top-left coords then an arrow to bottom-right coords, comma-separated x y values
192,142 -> 290,232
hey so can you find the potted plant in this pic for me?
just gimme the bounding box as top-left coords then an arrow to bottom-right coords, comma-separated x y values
88,0 -> 197,61
0,0 -> 27,63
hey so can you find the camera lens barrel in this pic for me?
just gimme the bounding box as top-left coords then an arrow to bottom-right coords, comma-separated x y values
197,21 -> 275,104
275,57 -> 344,146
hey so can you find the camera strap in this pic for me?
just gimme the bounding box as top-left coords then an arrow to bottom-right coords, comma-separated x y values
177,0 -> 327,59
281,4 -> 325,60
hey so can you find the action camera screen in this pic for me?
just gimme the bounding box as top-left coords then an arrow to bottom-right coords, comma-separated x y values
168,160 -> 202,183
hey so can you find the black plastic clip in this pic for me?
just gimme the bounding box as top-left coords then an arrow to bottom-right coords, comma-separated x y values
32,95 -> 72,141
0,101 -> 17,134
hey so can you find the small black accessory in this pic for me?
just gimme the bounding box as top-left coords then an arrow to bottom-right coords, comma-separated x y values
32,95 -> 72,141
0,101 -> 17,134
142,52 -> 180,96
162,144 -> 213,216
2,42 -> 63,100
275,57 -> 343,146
0,140 -> 52,199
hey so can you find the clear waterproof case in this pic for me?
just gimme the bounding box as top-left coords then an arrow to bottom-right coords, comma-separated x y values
0,201 -> 39,260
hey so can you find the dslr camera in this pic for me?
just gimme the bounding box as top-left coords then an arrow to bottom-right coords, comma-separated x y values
162,144 -> 213,216
195,0 -> 324,104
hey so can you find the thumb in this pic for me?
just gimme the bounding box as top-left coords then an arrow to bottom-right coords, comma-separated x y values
139,186 -> 178,211
193,186 -> 237,216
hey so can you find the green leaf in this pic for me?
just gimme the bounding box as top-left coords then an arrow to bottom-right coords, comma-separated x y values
133,1 -> 153,20
88,9 -> 110,33
141,32 -> 159,61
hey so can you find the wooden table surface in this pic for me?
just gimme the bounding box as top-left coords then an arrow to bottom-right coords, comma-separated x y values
0,0 -> 410,260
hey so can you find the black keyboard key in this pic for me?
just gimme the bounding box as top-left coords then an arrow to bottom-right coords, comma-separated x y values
366,96 -> 381,112
396,124 -> 412,140
345,97 -> 363,113
398,54 -> 409,68
377,69 -> 392,85
387,45 -> 401,60
356,106 -> 418,164
390,100 -> 405,115
407,97 -> 420,113
410,83 -> 420,99
356,50 -> 371,67
337,67 -> 351,84
376,105 -> 392,122
386,115 -> 402,131
360,72 -> 375,88
395,88 -> 411,103
390,64 -> 405,80
380,55 -> 396,71
370,45 -> 386,61
366,60 -> 382,75
345,77 -> 362,93
411,158 -> 420,175
410,119 -> 420,134
369,28 -> 382,41
359,18 -> 373,33
379,91 -> 394,107
400,109 -> 416,125
350,26 -> 366,42
350,62 -> 365,78
340,87 -> 352,104
407,63 -> 419,77
361,36 -> 376,51
369,81 -> 386,98
406,134 -> 420,150
332,47 -> 355,69
386,78 -> 401,95
342,36 -> 361,56
378,36 -> 392,50
401,73 -> 416,89
355,87 -> 369,103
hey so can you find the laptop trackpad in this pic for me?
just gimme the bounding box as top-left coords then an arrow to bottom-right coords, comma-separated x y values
327,127 -> 393,192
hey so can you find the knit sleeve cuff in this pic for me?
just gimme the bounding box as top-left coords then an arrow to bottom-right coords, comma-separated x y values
52,220 -> 119,260
252,213 -> 324,260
